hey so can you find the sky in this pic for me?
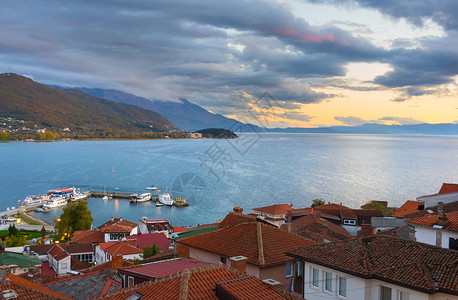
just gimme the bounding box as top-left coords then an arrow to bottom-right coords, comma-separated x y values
1,0 -> 457,128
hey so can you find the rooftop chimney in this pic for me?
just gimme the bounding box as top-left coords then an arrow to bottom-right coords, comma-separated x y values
111,217 -> 114,222
111,254 -> 123,270
437,202 -> 449,226
287,211 -> 293,224
230,256 -> 247,274
233,206 -> 243,214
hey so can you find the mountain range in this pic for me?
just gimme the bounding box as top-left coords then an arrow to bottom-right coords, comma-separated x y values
1,73 -> 457,136
0,73 -> 176,136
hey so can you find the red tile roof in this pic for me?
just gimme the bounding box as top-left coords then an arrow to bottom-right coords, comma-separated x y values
314,203 -> 357,219
119,258 -> 211,279
177,222 -> 315,267
287,235 -> 458,295
71,229 -> 105,244
49,244 -> 70,261
393,200 -> 425,217
29,244 -> 54,255
419,183 -> 458,197
98,217 -> 137,229
100,241 -> 142,256
172,226 -> 188,233
65,242 -> 94,254
252,204 -> 293,215
216,276 -> 286,300
124,233 -> 171,251
402,200 -> 458,219
40,260 -> 57,276
407,211 -> 458,232
281,214 -> 351,242
101,224 -> 133,234
94,263 -> 292,300
7,273 -> 72,299
217,212 -> 275,228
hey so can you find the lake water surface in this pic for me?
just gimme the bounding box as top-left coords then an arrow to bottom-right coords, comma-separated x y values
1,133 -> 457,227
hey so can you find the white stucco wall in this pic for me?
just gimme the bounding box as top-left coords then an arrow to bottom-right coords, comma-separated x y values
302,262 -> 456,300
56,256 -> 71,275
414,226 -> 458,249
417,193 -> 458,208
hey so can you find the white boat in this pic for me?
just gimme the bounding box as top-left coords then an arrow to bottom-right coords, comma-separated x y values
156,202 -> 164,207
70,192 -> 87,201
47,187 -> 76,200
146,185 -> 157,191
102,195 -> 109,200
158,193 -> 173,206
130,193 -> 151,203
43,197 -> 68,208
23,194 -> 50,206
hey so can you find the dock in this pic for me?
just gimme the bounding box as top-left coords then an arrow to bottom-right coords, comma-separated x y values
86,191 -> 132,199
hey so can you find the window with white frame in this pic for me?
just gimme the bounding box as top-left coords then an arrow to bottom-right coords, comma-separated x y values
324,271 -> 333,292
311,268 -> 319,287
286,262 -> 292,277
398,291 -> 409,300
128,276 -> 134,287
338,276 -> 347,297
343,219 -> 356,225
380,285 -> 392,300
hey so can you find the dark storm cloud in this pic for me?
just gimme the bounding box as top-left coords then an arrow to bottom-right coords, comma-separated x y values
1,0 -> 457,112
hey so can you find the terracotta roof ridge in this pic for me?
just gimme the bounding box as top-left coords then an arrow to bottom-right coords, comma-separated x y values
178,269 -> 191,300
257,222 -> 265,266
6,274 -> 71,300
359,238 -> 375,275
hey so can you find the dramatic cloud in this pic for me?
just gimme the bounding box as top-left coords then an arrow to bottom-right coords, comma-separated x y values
1,0 -> 457,126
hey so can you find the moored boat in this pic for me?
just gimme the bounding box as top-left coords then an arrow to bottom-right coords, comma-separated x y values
158,193 -> 173,206
43,197 -> 68,208
130,193 -> 151,203
70,192 -> 87,201
22,194 -> 50,206
146,185 -> 157,191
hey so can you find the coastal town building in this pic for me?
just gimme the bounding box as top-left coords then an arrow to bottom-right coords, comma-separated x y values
175,220 -> 316,290
1,273 -> 71,299
43,269 -> 123,299
417,183 -> 458,208
95,241 -> 142,264
118,257 -> 211,288
287,235 -> 458,300
47,244 -> 72,275
138,217 -> 174,238
310,203 -> 383,236
251,203 -> 294,227
93,263 -> 300,300
123,232 -> 171,252
280,214 -> 352,243
406,207 -> 458,250
393,200 -> 425,217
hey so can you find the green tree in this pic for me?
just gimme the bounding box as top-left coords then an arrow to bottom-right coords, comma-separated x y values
44,131 -> 55,140
8,224 -> 18,237
311,198 -> 325,208
5,235 -> 27,247
142,244 -> 160,259
54,200 -> 93,238
0,132 -> 11,141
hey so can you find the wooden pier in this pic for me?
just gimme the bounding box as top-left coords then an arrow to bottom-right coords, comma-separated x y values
86,191 -> 132,199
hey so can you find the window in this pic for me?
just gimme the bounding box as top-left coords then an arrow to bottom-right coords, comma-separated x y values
398,291 -> 409,300
450,238 -> 458,250
286,262 -> 292,277
343,219 -> 356,225
128,276 -> 135,287
380,285 -> 392,300
220,257 -> 227,265
338,276 -> 347,297
296,261 -> 303,277
311,268 -> 319,287
324,271 -> 333,292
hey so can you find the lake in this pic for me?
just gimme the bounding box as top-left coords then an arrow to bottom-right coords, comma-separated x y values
1,133 -> 457,227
